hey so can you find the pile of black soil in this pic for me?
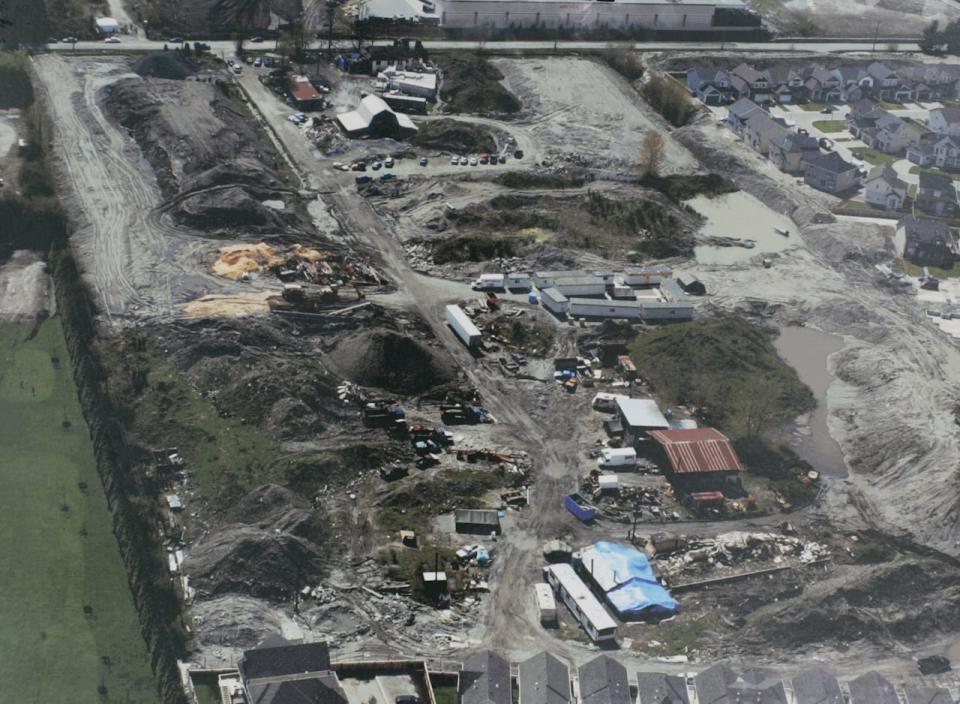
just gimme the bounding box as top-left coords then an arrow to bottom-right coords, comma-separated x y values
493,170 -> 591,190
133,52 -> 199,80
175,186 -> 303,235
640,173 -> 738,202
438,57 -> 521,114
325,330 -> 456,395
432,233 -> 532,265
410,118 -> 497,153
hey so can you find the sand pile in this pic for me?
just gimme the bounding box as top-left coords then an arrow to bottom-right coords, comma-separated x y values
184,291 -> 273,317
212,243 -> 329,280
326,330 -> 456,395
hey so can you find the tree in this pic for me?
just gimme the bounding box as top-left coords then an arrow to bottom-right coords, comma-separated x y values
639,132 -> 665,177
733,375 -> 783,439
919,20 -> 942,54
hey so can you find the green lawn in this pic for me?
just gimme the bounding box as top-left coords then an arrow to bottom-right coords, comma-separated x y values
0,320 -> 157,703
798,101 -> 834,112
812,120 -> 846,134
832,199 -> 901,219
900,259 -> 960,279
908,165 -> 960,181
851,147 -> 900,166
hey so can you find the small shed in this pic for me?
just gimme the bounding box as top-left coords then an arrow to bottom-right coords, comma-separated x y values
678,275 -> 706,296
455,508 -> 502,535
165,494 -> 183,512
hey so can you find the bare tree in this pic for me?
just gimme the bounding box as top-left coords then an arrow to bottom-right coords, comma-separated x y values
639,132 -> 665,178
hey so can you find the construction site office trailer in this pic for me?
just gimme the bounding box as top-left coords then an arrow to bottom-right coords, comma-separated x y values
532,270 -> 590,289
567,298 -> 645,320
540,287 -> 569,315
543,563 -> 618,643
640,302 -> 695,320
534,583 -> 558,627
445,304 -> 482,348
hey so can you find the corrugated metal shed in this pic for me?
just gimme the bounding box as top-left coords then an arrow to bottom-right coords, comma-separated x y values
648,428 -> 744,474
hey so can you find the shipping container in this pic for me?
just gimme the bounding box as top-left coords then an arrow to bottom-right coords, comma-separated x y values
445,305 -> 482,349
505,272 -> 531,290
540,287 -> 569,315
564,493 -> 597,522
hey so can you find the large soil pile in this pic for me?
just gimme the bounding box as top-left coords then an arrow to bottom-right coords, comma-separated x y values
438,57 -> 522,114
325,330 -> 456,395
410,119 -> 497,153
133,52 -> 199,80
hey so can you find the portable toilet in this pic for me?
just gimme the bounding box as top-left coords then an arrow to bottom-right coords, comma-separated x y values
528,291 -> 539,304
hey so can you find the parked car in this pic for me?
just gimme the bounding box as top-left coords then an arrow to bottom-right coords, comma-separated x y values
62,36 -> 78,43
459,156 -> 468,165
351,162 -> 367,171
479,153 -> 489,164
419,156 -> 429,166
250,36 -> 264,43
104,36 -> 121,43
232,65 -> 242,74
245,55 -> 254,65
498,154 -> 507,164
797,127 -> 809,136
384,156 -> 394,168
254,57 -> 263,68
371,161 -> 382,170
395,697 -> 420,704
355,175 -> 373,184
514,149 -> 524,159
380,172 -> 396,181
819,107 -> 833,114
450,155 -> 459,165
469,156 -> 478,166
818,137 -> 833,150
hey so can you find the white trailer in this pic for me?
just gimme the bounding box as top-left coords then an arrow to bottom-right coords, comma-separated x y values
505,272 -> 531,290
540,287 -> 569,315
534,582 -> 558,627
445,304 -> 482,348
641,301 -> 695,320
567,298 -> 644,319
533,270 -> 589,289
543,563 -> 618,643
623,268 -> 672,286
551,278 -> 607,297
471,273 -> 504,290
597,447 -> 637,468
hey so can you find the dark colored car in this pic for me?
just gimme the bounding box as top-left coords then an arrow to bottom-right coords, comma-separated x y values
514,149 -> 524,159
355,175 -> 373,185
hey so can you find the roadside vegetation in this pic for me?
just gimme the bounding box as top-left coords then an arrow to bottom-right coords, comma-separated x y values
601,47 -> 645,82
492,171 -> 590,189
44,0 -> 108,40
642,73 -> 699,127
437,56 -> 522,114
638,173 -> 738,202
628,317 -> 814,440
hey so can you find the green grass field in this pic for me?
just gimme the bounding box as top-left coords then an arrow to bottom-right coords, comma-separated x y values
850,147 -> 900,166
0,320 -> 157,703
811,120 -> 846,133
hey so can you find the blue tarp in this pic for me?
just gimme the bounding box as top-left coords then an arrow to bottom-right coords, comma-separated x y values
586,541 -> 679,618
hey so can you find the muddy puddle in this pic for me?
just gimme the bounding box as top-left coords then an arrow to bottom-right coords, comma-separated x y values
774,326 -> 848,478
689,191 -> 798,265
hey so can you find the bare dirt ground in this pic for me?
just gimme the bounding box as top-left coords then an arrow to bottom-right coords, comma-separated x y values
749,0 -> 960,37
0,250 -> 55,321
31,55 -> 241,324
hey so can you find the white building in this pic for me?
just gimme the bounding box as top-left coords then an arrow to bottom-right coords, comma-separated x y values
379,68 -> 439,99
95,17 -> 120,33
435,0 -> 744,31
541,287 -> 569,315
543,563 -> 618,643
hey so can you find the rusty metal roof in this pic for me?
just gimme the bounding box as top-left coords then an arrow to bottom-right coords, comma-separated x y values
648,428 -> 744,474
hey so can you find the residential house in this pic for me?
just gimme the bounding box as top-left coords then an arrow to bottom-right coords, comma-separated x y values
836,65 -> 869,102
873,117 -> 923,155
730,63 -> 772,104
577,656 -> 631,704
686,67 -> 734,105
848,671 -> 900,704
804,66 -> 841,103
460,651 -> 512,704
804,152 -> 861,195
928,106 -> 960,137
765,65 -> 806,104
518,652 -> 570,704
908,140 -> 937,167
743,110 -> 788,155
933,135 -> 960,170
864,164 -> 908,210
694,664 -> 738,704
898,63 -> 960,101
238,640 -> 347,704
845,99 -> 886,138
726,671 -> 788,704
726,98 -> 762,137
901,686 -> 955,704
917,170 -> 959,216
899,215 -> 955,267
866,62 -> 905,101
790,668 -> 844,704
635,672 -> 689,704
768,132 -> 821,174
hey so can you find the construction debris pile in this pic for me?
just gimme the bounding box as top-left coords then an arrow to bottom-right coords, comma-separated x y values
212,242 -> 383,287
579,471 -> 678,523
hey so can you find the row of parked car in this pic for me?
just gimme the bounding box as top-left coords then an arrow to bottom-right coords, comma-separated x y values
450,150 -> 523,166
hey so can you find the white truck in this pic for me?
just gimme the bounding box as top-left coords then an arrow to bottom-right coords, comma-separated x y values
597,447 -> 637,469
471,273 -> 504,290
445,304 -> 482,349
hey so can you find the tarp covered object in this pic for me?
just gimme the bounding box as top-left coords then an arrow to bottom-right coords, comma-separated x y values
580,541 -> 678,619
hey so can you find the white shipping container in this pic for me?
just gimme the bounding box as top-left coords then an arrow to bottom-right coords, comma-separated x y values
540,287 -> 569,315
551,282 -> 607,297
567,298 -> 645,319
445,304 -> 482,348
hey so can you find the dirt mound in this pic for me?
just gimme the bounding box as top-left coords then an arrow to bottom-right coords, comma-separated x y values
174,186 -> 302,234
133,52 -> 199,80
325,330 -> 456,394
410,119 -> 497,153
438,57 -> 521,115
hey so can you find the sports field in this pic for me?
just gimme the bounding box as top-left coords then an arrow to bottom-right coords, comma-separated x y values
0,319 -> 157,703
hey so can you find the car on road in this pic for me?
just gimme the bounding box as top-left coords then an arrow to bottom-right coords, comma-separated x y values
514,149 -> 524,159
371,161 -> 382,170
380,172 -> 396,181
62,36 -> 78,43
104,36 -> 121,43
420,156 -> 429,166
168,37 -> 184,43
395,697 -> 420,704
384,156 -> 394,168
254,57 -> 263,68
469,156 -> 478,166
820,107 -> 833,114
355,175 -> 373,184
250,36 -> 264,42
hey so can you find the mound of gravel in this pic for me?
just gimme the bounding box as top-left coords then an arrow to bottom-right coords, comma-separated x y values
326,330 -> 456,395
133,52 -> 199,80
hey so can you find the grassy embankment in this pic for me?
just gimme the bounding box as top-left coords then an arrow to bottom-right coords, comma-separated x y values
0,320 -> 157,703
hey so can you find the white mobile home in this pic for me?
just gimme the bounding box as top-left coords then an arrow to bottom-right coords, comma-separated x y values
568,298 -> 645,319
506,272 -> 531,289
543,563 -> 618,643
623,268 -> 672,286
641,301 -> 695,320
551,276 -> 607,297
533,270 -> 590,289
540,287 -> 569,315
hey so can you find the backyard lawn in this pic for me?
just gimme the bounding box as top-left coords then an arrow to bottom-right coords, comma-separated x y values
812,120 -> 846,133
799,102 -> 834,112
909,165 -> 960,181
851,147 -> 899,166
901,259 -> 960,279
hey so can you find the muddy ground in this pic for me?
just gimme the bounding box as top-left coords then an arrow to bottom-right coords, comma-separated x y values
29,48 -> 960,686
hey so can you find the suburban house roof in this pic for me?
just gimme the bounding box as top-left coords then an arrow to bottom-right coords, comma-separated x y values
899,215 -> 951,243
240,642 -> 332,681
695,664 -> 739,704
615,397 -> 670,430
648,428 -> 744,474
810,66 -> 837,84
836,65 -> 865,83
867,61 -> 897,80
848,671 -> 900,704
577,656 -> 631,704
246,675 -> 346,704
727,98 -> 761,120
902,686 -> 955,704
805,151 -> 857,174
935,134 -> 960,150
919,169 -> 956,193
519,653 -> 570,704
790,668 -> 844,704
770,132 -> 819,153
730,62 -> 765,84
744,110 -> 786,139
460,651 -> 512,704
635,672 -> 689,704
933,106 -> 960,124
726,676 -> 788,704
866,164 -> 907,191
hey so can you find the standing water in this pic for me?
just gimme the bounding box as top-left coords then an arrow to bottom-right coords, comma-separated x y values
773,326 -> 848,478
0,319 -> 157,702
688,191 -> 798,265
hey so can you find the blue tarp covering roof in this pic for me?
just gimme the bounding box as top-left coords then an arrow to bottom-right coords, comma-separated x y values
580,541 -> 679,619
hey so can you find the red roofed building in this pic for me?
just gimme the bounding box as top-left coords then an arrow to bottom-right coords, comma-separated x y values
648,428 -> 744,493
290,75 -> 323,109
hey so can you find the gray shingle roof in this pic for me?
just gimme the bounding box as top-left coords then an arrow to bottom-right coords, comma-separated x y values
635,672 -> 689,704
577,656 -> 630,704
791,668 -> 844,704
903,686 -> 955,704
461,651 -> 512,704
519,652 -> 570,704
848,671 -> 900,704
900,215 -> 951,244
806,151 -> 857,174
919,170 -> 956,193
727,98 -> 761,120
240,642 -> 332,681
694,664 -> 739,704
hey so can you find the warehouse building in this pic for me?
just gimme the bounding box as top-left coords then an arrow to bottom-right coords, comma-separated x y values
648,427 -> 744,493
433,0 -> 750,31
615,397 -> 670,445
336,94 -> 418,138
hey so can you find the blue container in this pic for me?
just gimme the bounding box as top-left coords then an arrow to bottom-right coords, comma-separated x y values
528,292 -> 539,304
564,493 -> 597,522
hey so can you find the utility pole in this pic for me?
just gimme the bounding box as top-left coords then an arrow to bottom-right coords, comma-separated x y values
872,21 -> 881,52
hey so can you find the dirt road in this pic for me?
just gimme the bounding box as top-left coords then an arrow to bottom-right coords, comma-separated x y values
31,55 -> 242,324
0,251 -> 55,321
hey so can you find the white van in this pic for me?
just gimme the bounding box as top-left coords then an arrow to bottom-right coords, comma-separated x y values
597,447 -> 637,468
